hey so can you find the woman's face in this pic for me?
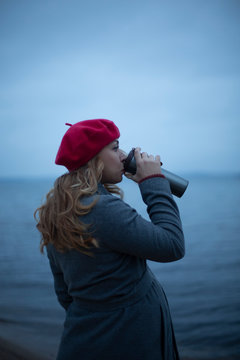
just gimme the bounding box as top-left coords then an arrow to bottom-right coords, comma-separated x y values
98,139 -> 127,184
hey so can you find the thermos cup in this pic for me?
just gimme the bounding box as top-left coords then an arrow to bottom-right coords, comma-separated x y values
124,148 -> 189,198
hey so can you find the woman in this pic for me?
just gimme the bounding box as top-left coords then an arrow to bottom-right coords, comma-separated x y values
35,118 -> 185,360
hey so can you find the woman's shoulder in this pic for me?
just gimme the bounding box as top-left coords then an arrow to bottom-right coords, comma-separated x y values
82,183 -> 122,204
82,184 -> 131,219
95,186 -> 125,211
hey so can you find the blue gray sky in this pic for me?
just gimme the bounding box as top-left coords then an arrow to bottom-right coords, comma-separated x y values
1,0 -> 239,177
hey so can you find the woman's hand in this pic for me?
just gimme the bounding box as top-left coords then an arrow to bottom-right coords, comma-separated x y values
124,147 -> 162,183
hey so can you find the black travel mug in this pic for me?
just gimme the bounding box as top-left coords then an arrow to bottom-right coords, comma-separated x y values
124,148 -> 189,198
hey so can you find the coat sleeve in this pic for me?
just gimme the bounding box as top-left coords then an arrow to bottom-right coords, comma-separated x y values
89,177 -> 185,263
47,248 -> 73,310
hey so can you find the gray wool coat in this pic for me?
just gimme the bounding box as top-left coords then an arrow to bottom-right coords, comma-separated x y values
47,177 -> 185,360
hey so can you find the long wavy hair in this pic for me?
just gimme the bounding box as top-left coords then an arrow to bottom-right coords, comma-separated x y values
34,155 -> 123,255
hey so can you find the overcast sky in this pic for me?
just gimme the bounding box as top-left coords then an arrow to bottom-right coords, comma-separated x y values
1,0 -> 239,177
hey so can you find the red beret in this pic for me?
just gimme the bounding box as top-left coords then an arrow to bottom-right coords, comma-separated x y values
55,119 -> 120,171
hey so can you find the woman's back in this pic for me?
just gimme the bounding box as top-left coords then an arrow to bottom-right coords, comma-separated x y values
35,119 -> 185,359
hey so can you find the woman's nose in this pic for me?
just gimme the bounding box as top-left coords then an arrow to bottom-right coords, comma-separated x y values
119,149 -> 127,162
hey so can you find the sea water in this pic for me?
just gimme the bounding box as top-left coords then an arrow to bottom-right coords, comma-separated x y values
0,175 -> 239,359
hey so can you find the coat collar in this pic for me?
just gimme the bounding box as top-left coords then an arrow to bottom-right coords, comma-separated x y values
97,183 -> 110,195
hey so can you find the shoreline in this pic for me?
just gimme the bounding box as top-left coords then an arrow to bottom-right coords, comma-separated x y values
0,321 -> 61,360
0,337 -> 44,360
0,337 -> 192,360
0,337 -> 238,360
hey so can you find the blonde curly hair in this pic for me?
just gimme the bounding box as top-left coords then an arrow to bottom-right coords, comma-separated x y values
34,155 -> 123,255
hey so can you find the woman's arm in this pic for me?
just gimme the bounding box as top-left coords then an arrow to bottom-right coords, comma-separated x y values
47,247 -> 73,310
88,177 -> 185,263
